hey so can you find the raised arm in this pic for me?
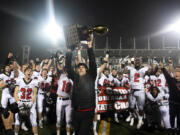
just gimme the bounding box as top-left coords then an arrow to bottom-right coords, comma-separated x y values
77,46 -> 83,64
87,34 -> 97,80
65,49 -> 76,81
46,58 -> 53,70
159,62 -> 172,84
30,60 -> 35,71
98,53 -> 109,77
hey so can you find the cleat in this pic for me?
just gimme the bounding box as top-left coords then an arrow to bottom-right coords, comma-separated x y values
130,118 -> 134,126
126,115 -> 132,122
39,121 -> 43,128
21,122 -> 28,131
94,131 -> 98,135
137,119 -> 144,129
97,114 -> 101,121
115,117 -> 120,123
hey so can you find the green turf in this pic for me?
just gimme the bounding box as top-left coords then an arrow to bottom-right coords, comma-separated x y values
110,121 -> 169,135
0,120 -> 171,135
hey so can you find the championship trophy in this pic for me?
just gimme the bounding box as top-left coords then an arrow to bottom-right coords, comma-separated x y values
63,24 -> 109,49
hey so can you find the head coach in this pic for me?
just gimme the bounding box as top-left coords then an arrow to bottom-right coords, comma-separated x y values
65,34 -> 97,135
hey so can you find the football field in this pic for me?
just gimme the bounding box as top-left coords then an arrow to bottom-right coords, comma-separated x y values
8,118 -> 169,135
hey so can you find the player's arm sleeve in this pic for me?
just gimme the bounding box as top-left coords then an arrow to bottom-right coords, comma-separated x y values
18,69 -> 24,77
146,92 -> 155,102
88,48 -> 97,80
156,92 -> 164,101
98,63 -> 108,76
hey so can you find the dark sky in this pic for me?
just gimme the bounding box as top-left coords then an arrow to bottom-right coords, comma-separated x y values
0,0 -> 180,63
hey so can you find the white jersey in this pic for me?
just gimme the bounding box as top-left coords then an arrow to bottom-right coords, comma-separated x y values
114,77 -> 130,87
156,74 -> 166,92
109,74 -> 117,83
146,91 -> 164,103
48,71 -> 52,78
10,70 -> 19,79
10,70 -> 25,79
123,73 -> 129,79
98,73 -> 112,87
32,71 -> 40,80
38,76 -> 52,93
144,75 -> 149,83
146,91 -> 169,106
18,70 -> 25,79
149,75 -> 157,87
16,78 -> 38,102
0,73 -> 12,84
57,73 -> 73,97
127,66 -> 148,90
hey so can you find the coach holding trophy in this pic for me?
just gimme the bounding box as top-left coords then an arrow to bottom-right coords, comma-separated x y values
65,33 -> 97,135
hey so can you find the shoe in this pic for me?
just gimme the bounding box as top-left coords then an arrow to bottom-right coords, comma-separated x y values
137,119 -> 144,129
115,117 -> 120,123
126,115 -> 132,122
130,118 -> 134,126
97,114 -> 101,121
39,121 -> 43,128
21,122 -> 28,131
94,131 -> 98,135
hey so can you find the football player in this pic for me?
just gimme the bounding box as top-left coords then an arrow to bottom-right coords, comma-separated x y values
56,58 -> 73,135
37,69 -> 52,128
14,67 -> 38,135
125,58 -> 149,129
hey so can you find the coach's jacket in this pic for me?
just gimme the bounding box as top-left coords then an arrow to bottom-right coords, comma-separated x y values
65,48 -> 97,110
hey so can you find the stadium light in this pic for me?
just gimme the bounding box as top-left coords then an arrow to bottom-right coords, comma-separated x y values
166,19 -> 180,33
42,19 -> 64,44
42,0 -> 64,45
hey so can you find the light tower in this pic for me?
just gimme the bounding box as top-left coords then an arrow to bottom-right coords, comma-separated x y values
22,45 -> 30,64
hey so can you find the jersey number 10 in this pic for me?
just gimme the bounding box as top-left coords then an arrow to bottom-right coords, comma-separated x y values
62,81 -> 71,93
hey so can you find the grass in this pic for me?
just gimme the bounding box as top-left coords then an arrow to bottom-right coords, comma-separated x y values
0,115 -> 171,135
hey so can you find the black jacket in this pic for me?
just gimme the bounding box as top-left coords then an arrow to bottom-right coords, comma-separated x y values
162,68 -> 180,105
65,48 -> 97,110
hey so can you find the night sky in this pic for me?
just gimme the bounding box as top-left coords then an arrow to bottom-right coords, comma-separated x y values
0,0 -> 180,63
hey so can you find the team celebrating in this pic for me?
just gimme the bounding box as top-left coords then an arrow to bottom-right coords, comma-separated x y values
0,35 -> 180,135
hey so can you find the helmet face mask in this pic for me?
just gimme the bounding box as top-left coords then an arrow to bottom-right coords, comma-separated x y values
18,103 -> 31,122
